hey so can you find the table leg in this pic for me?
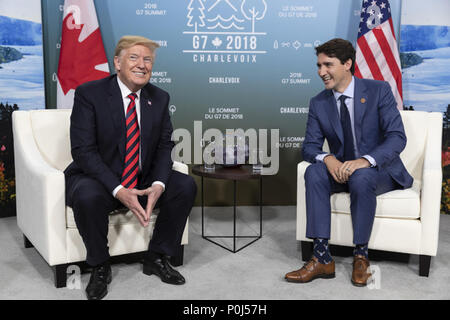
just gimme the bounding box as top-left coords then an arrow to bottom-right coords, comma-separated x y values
260,176 -> 263,237
233,179 -> 237,253
200,172 -> 263,253
201,176 -> 204,238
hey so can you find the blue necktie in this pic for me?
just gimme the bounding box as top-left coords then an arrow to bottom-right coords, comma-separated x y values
339,95 -> 355,161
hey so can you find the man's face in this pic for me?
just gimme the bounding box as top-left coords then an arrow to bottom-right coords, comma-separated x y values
316,53 -> 352,93
114,44 -> 153,92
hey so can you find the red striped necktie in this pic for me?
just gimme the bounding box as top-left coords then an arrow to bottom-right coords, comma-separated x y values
121,93 -> 140,189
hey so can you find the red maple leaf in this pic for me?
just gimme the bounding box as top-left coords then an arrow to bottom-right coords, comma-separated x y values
57,13 -> 109,94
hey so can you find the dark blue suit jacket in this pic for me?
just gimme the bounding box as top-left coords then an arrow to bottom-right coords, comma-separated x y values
64,74 -> 174,194
302,77 -> 413,189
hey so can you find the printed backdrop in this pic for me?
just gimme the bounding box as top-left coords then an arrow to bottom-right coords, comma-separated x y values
41,0 -> 402,205
400,0 -> 450,214
0,0 -> 45,217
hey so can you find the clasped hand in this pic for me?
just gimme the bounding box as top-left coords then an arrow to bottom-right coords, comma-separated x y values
115,185 -> 164,227
323,156 -> 370,184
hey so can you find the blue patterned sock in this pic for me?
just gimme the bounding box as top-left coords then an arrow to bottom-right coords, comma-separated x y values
313,238 -> 333,264
354,243 -> 369,258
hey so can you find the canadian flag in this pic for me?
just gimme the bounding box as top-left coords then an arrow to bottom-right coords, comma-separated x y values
57,0 -> 109,109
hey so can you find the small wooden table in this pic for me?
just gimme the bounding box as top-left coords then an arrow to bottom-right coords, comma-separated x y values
192,165 -> 263,253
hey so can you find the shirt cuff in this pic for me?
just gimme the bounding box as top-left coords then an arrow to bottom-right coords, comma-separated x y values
315,153 -> 330,162
152,181 -> 165,192
112,184 -> 124,198
362,155 -> 377,167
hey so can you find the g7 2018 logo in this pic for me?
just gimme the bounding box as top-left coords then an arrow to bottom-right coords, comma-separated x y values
183,0 -> 268,64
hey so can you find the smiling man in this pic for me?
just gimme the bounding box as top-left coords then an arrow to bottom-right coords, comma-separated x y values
64,35 -> 197,300
285,38 -> 413,287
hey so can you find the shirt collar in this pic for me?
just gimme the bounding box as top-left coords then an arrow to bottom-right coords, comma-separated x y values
116,76 -> 141,100
333,76 -> 355,101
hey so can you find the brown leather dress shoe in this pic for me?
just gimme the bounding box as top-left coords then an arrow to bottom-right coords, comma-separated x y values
351,255 -> 371,287
285,256 -> 335,283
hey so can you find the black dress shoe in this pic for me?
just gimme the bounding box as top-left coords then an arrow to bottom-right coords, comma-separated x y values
86,262 -> 112,300
143,255 -> 185,285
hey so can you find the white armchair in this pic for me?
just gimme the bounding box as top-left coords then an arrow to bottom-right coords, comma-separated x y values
12,109 -> 189,287
297,111 -> 443,276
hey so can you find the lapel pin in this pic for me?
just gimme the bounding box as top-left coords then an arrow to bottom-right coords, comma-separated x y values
147,100 -> 152,106
361,98 -> 366,103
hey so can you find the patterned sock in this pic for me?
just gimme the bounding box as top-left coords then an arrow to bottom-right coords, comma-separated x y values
354,243 -> 369,258
313,238 -> 333,264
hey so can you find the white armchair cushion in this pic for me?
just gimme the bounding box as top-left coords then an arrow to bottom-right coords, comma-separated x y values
30,110 -> 72,172
330,180 -> 421,219
65,207 -> 160,229
399,111 -> 428,181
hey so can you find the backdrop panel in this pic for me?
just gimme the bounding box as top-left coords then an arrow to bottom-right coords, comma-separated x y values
42,0 -> 402,205
0,0 -> 45,217
400,0 -> 450,214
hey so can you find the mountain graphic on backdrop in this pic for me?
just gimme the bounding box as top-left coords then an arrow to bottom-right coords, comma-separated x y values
186,0 -> 246,31
400,25 -> 450,52
207,0 -> 241,12
206,0 -> 245,30
0,15 -> 42,45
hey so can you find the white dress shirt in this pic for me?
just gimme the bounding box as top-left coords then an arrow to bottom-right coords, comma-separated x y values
315,76 -> 376,167
112,77 -> 165,197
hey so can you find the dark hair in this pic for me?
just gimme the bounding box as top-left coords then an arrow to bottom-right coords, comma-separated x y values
315,38 -> 356,75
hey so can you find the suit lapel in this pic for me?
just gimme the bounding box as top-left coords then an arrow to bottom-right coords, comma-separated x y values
140,86 -> 154,165
353,77 -> 369,147
108,76 -> 126,160
325,90 -> 344,145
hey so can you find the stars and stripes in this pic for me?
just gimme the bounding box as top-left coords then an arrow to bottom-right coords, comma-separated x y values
121,93 -> 140,189
355,0 -> 403,110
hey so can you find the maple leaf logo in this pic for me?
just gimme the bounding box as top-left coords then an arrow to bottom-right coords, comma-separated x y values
212,37 -> 223,48
57,13 -> 109,95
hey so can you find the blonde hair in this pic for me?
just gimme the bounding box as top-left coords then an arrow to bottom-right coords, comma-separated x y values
114,35 -> 160,58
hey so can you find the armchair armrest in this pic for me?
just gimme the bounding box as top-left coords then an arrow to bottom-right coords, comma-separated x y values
419,112 -> 443,256
171,161 -> 190,245
296,161 -> 312,241
172,161 -> 188,175
13,111 -> 67,266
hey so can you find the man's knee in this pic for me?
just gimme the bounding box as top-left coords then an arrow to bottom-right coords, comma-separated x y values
305,162 -> 328,185
181,174 -> 197,200
170,171 -> 197,201
348,168 -> 377,193
70,178 -> 113,212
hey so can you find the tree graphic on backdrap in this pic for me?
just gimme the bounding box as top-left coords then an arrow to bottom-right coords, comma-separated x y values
187,0 -> 206,32
241,0 -> 267,33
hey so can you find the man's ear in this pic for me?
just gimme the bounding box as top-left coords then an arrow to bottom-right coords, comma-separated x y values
344,58 -> 352,72
113,56 -> 121,72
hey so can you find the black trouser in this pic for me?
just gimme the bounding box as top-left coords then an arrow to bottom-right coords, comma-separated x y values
66,170 -> 197,266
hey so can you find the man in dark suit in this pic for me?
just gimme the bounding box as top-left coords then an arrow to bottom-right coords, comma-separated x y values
64,35 -> 197,300
285,38 -> 413,286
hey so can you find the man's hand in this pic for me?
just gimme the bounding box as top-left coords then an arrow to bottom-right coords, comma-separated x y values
324,156 -> 371,183
141,184 -> 164,223
116,188 -> 149,227
338,158 -> 371,182
323,155 -> 345,183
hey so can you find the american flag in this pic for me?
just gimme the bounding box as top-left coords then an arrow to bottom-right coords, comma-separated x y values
355,0 -> 403,110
